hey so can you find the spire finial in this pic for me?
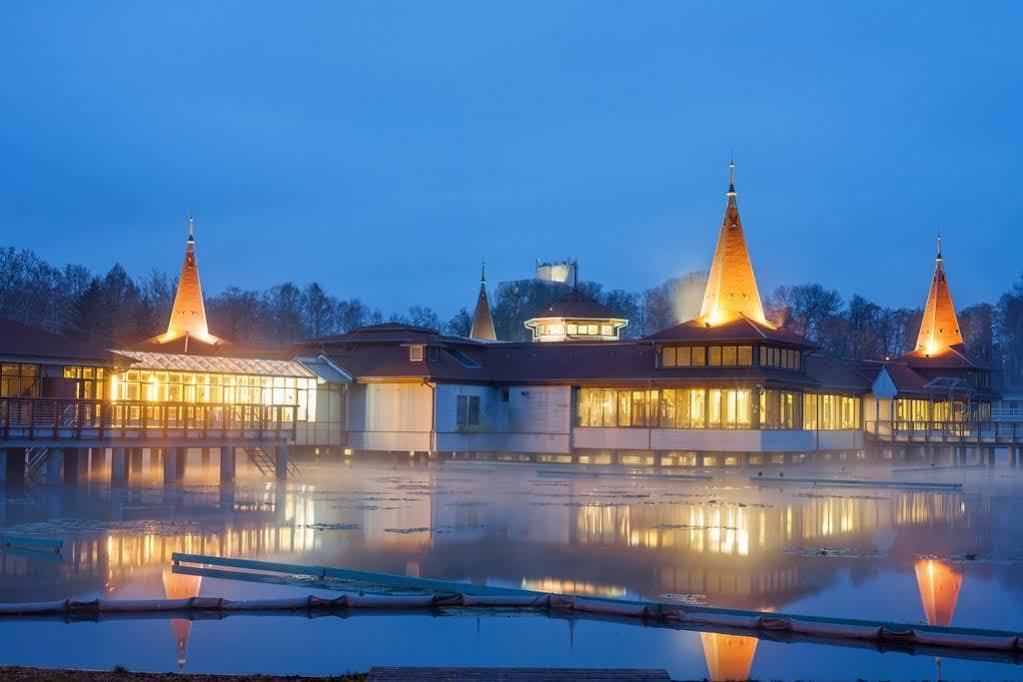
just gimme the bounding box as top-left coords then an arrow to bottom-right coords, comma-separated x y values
481,258 -> 486,284
188,215 -> 195,242
727,154 -> 736,196
936,230 -> 943,261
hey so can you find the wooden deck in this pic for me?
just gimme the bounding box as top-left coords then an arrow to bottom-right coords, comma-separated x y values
367,669 -> 672,681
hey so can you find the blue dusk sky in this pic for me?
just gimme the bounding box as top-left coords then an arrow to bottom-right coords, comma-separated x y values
1,1 -> 1021,319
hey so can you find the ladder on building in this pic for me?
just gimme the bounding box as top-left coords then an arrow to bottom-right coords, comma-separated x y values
244,446 -> 299,478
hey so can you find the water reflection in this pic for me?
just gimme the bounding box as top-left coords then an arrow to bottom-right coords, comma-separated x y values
915,558 -> 963,627
0,457 -> 1019,676
162,569 -> 201,669
700,632 -> 759,682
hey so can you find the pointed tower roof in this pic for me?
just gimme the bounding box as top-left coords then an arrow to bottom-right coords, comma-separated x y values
469,262 -> 497,341
698,161 -> 768,326
154,218 -> 222,349
914,235 -> 963,356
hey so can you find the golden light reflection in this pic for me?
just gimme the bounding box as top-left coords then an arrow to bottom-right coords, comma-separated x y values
162,569 -> 202,669
700,631 -> 759,682
521,578 -> 627,598
914,559 -> 962,627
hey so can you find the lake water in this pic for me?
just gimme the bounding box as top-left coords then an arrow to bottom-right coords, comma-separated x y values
0,452 -> 1021,680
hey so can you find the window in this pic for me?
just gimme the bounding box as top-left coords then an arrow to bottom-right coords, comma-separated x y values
738,346 -> 752,366
662,346 -> 677,368
806,394 -> 860,430
708,346 -> 722,366
2,363 -> 40,398
409,345 -> 425,362
760,390 -> 800,429
456,394 -> 481,428
692,346 -> 706,366
601,324 -> 613,336
567,323 -> 578,335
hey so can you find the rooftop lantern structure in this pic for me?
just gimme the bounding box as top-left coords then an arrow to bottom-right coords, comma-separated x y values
469,261 -> 497,341
914,235 -> 963,357
151,217 -> 223,350
698,161 -> 770,327
523,268 -> 627,342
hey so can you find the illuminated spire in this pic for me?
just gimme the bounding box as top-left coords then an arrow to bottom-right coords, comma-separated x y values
698,160 -> 768,326
914,234 -> 962,356
469,260 -> 497,341
160,217 -> 220,346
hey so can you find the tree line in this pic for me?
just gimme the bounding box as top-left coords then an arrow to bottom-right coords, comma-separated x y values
3,245 -> 1023,385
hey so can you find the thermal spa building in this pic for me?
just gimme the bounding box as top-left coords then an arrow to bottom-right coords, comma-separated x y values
0,167 -> 1004,472
295,165 -> 1000,464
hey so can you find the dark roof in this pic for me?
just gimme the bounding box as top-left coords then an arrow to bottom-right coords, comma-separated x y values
0,318 -> 118,365
644,316 -> 815,349
900,344 -> 990,370
803,353 -> 875,393
529,289 -> 624,321
306,323 -> 465,346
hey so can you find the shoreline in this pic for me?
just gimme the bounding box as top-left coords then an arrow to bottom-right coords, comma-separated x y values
0,668 -> 366,681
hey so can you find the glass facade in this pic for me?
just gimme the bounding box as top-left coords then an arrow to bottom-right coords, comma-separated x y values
1,363 -> 40,398
659,344 -> 800,370
109,370 -> 318,422
577,387 -> 752,429
803,394 -> 861,430
63,366 -> 107,400
578,388 -> 863,431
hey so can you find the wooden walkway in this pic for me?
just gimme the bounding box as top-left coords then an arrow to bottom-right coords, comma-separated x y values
367,669 -> 672,681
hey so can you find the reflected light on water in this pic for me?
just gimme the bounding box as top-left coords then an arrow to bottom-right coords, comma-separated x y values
700,631 -> 759,682
914,558 -> 963,627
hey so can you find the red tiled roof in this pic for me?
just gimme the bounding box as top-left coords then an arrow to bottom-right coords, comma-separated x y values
0,318 -> 117,365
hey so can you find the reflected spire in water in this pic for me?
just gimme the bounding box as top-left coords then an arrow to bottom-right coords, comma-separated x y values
700,631 -> 759,682
162,568 -> 202,670
914,558 -> 962,627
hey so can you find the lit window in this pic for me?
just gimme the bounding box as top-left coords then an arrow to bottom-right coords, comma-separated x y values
409,345 -> 425,362
722,346 -> 737,366
662,347 -> 677,368
588,324 -> 598,335
677,347 -> 691,366
709,346 -> 722,366
601,324 -> 613,336
738,346 -> 752,366
567,323 -> 578,335
691,346 -> 706,366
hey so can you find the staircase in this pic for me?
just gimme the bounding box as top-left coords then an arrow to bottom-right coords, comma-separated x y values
244,446 -> 299,478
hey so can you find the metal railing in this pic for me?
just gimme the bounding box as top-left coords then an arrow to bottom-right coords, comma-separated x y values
0,397 -> 297,443
864,420 -> 1023,445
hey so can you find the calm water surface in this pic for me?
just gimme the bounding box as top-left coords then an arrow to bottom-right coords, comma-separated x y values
0,453 -> 1021,680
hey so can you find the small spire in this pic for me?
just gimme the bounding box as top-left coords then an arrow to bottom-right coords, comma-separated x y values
936,231 -> 943,261
481,258 -> 486,284
188,216 -> 195,242
727,156 -> 736,196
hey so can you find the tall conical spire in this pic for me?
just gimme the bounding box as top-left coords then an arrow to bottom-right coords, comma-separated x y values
914,233 -> 962,355
160,217 -> 219,346
700,631 -> 759,682
469,260 -> 497,341
698,160 -> 768,326
914,558 -> 962,627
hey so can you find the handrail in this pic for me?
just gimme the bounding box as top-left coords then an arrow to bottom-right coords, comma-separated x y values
864,419 -> 1022,444
0,397 -> 298,442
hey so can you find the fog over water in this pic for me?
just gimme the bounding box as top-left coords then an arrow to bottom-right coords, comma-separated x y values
0,454 -> 1021,679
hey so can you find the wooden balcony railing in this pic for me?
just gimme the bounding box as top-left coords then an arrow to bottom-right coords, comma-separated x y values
0,397 -> 297,443
864,420 -> 1023,445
